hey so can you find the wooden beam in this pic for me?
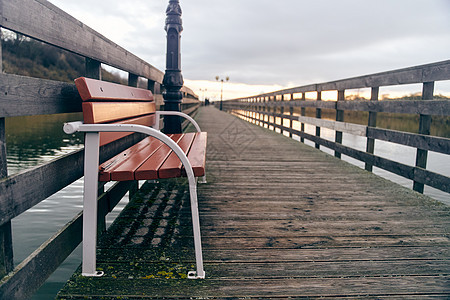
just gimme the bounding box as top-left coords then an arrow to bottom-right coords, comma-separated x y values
0,73 -> 82,118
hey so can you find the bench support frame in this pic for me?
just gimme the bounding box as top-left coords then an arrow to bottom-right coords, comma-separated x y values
64,122 -> 206,279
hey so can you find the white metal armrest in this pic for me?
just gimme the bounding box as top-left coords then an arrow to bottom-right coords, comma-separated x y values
63,121 -> 205,279
154,111 -> 201,132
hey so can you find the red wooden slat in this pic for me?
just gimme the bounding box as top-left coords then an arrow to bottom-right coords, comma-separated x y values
109,136 -> 166,181
134,134 -> 184,180
75,77 -> 154,101
99,137 -> 156,181
82,102 -> 156,124
158,133 -> 196,179
185,132 -> 207,177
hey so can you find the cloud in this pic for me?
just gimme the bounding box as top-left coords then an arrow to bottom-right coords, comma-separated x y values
48,0 -> 450,97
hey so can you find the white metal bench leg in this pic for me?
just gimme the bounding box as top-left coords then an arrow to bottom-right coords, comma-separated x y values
198,175 -> 207,184
187,182 -> 205,279
82,132 -> 104,277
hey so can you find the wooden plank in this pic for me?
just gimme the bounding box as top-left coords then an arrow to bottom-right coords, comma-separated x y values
82,102 -> 156,124
75,77 -> 153,102
158,133 -> 196,179
232,99 -> 450,116
97,260 -> 450,279
107,138 -> 164,182
298,116 -> 367,136
368,127 -> 450,155
0,0 -> 164,83
0,73 -> 82,118
57,276 -> 450,298
336,99 -> 450,115
99,137 -> 159,181
186,132 -> 207,177
134,135 -> 184,180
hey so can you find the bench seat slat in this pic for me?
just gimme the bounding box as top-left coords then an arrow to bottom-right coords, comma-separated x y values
82,102 -> 156,124
99,135 -> 167,181
186,132 -> 207,177
158,132 -> 196,179
134,134 -> 184,180
75,77 -> 154,102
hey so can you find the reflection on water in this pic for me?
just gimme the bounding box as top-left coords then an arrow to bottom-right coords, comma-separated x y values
6,113 -> 84,174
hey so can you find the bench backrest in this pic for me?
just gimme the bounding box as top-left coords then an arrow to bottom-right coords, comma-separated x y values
75,77 -> 157,146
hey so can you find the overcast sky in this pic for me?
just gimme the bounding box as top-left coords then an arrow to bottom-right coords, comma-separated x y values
48,0 -> 450,100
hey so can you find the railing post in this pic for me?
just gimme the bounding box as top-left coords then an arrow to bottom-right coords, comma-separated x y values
413,82 -> 434,193
300,93 -> 306,143
148,80 -> 156,94
128,73 -> 139,87
315,91 -> 322,149
280,95 -> 285,135
365,87 -> 379,171
85,58 -> 101,79
163,0 -> 183,134
0,118 -> 14,279
0,30 -> 14,279
289,93 -> 294,138
335,90 -> 345,158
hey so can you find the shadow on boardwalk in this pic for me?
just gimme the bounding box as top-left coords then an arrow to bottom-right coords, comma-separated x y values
58,106 -> 450,298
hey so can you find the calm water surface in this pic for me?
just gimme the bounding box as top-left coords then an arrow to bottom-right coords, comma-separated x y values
5,111 -> 450,299
6,114 -> 129,299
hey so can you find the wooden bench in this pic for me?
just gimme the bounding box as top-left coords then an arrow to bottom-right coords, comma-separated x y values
63,77 -> 206,279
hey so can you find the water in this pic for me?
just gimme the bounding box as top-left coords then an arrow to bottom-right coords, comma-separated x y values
5,114 -> 130,299
4,111 -> 450,299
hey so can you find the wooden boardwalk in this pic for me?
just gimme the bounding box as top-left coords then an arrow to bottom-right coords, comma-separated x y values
58,106 -> 450,299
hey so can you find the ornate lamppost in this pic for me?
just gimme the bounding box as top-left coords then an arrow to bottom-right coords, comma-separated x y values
163,0 -> 183,133
215,76 -> 229,111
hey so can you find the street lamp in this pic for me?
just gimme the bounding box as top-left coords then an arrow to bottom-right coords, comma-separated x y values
163,0 -> 183,133
215,76 -> 229,110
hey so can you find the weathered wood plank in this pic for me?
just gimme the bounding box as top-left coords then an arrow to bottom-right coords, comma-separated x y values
96,260 -> 450,279
0,0 -> 164,82
0,73 -> 82,118
298,115 -> 367,136
58,276 -> 450,298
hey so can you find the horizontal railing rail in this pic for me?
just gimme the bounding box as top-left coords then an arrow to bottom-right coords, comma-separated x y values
222,60 -> 450,197
0,0 -> 199,298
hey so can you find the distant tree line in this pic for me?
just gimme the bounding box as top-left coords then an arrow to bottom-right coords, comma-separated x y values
2,30 -> 126,84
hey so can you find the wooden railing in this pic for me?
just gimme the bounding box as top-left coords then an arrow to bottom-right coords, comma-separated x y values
0,0 -> 198,298
222,60 -> 450,196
